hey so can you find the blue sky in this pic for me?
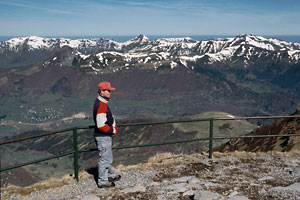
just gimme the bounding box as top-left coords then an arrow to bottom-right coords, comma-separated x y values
0,0 -> 300,36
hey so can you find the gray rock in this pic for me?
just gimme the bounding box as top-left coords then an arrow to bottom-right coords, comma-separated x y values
194,190 -> 224,200
120,185 -> 146,194
268,182 -> 300,199
173,176 -> 196,183
270,182 -> 300,192
188,183 -> 202,190
166,183 -> 189,193
228,195 -> 249,200
183,190 -> 195,197
291,167 -> 300,178
148,181 -> 160,186
188,177 -> 201,184
228,191 -> 239,197
173,176 -> 201,188
258,176 -> 275,181
204,181 -> 220,188
157,192 -> 180,200
80,194 -> 99,200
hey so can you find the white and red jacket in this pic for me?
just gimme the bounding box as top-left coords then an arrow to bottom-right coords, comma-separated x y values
93,95 -> 117,137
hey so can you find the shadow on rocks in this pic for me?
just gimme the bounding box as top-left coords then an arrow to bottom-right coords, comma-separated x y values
86,167 -> 98,184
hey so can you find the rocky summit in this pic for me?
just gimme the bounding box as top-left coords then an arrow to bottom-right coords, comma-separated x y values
2,151 -> 300,200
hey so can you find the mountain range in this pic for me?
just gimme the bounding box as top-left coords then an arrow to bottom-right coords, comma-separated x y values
1,34 -> 300,69
0,34 -> 300,135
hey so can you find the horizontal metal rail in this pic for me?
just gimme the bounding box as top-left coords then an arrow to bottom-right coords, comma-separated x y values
78,115 -> 300,128
1,114 -> 299,182
0,127 -> 75,145
212,133 -> 300,140
4,132 -> 296,172
83,137 -> 211,152
1,115 -> 299,145
213,115 -> 300,120
1,151 -> 75,172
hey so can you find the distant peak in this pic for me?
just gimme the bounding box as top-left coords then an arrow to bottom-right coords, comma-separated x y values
27,36 -> 44,39
235,34 -> 267,40
237,33 -> 255,36
235,34 -> 255,39
132,34 -> 149,42
137,34 -> 148,38
7,36 -> 41,42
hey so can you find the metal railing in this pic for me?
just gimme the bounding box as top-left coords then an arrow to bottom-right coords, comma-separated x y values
1,115 -> 300,182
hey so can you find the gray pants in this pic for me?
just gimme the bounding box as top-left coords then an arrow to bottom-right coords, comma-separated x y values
94,136 -> 117,185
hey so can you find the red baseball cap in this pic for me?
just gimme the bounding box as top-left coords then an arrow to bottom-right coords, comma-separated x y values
98,82 -> 116,91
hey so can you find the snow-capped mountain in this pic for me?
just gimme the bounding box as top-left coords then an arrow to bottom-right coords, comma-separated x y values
1,34 -> 300,70
1,34 -> 300,124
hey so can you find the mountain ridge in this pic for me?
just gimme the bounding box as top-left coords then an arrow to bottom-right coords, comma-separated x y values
1,34 -> 300,68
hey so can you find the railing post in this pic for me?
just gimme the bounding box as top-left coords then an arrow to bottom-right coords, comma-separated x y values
73,128 -> 79,182
208,118 -> 214,159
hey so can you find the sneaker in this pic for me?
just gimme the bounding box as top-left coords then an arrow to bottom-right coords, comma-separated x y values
97,182 -> 115,188
108,174 -> 121,182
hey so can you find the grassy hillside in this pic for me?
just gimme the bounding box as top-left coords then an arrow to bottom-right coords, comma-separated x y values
215,108 -> 300,152
172,111 -> 257,147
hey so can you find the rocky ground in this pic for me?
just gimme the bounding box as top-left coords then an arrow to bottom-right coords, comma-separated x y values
2,151 -> 300,200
